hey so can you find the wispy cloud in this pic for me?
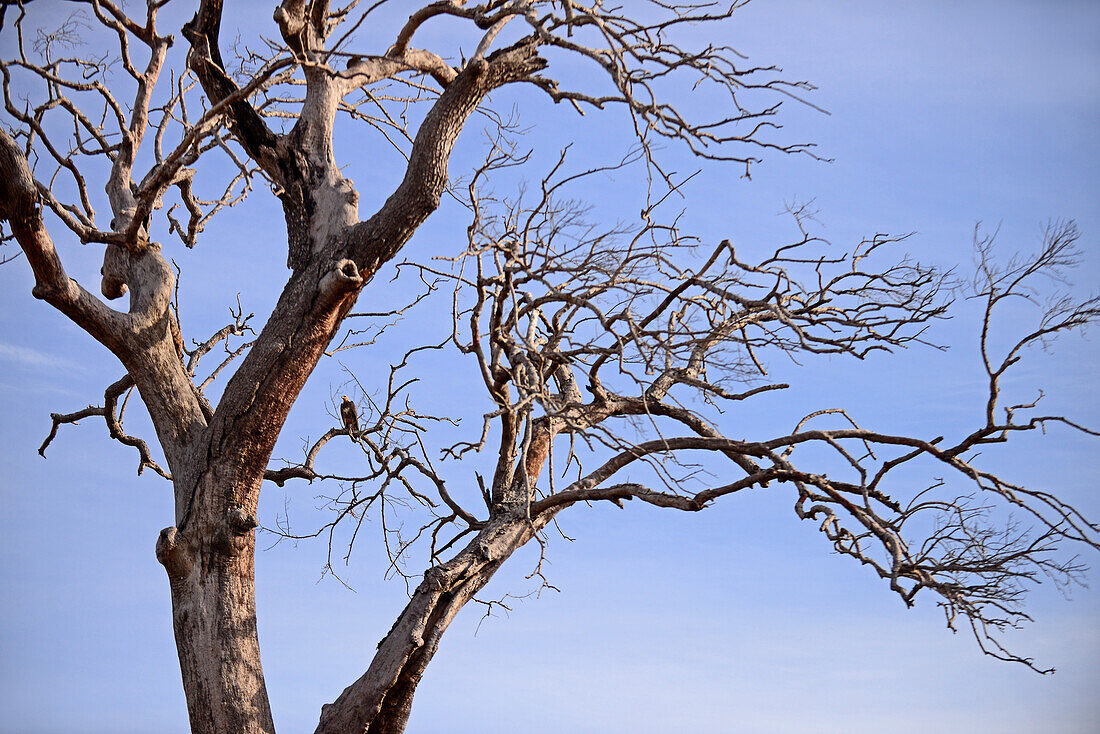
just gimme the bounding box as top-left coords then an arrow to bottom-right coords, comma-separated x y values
0,342 -> 78,372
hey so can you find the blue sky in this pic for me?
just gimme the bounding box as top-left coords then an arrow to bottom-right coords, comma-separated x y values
1,1 -> 1098,732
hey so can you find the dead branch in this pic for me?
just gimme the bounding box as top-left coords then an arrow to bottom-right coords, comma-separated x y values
38,374 -> 171,479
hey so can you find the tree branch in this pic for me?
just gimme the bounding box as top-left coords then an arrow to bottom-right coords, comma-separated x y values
38,374 -> 171,479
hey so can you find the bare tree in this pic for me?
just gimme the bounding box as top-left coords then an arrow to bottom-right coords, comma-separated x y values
1,2 -> 1096,733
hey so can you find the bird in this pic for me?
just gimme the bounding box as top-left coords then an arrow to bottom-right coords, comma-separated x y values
340,395 -> 360,440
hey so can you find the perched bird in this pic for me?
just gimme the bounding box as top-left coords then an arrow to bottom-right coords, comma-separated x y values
340,395 -> 360,440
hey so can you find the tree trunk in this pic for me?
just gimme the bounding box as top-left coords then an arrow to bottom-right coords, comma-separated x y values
157,479 -> 274,734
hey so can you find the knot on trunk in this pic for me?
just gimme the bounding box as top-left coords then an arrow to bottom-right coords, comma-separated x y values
31,282 -> 66,301
101,243 -> 130,299
423,565 -> 447,590
474,540 -> 497,562
318,258 -> 364,307
155,526 -> 192,577
228,506 -> 259,534
468,57 -> 488,80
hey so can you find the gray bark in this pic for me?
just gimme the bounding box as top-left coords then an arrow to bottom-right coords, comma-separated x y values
315,513 -> 552,734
